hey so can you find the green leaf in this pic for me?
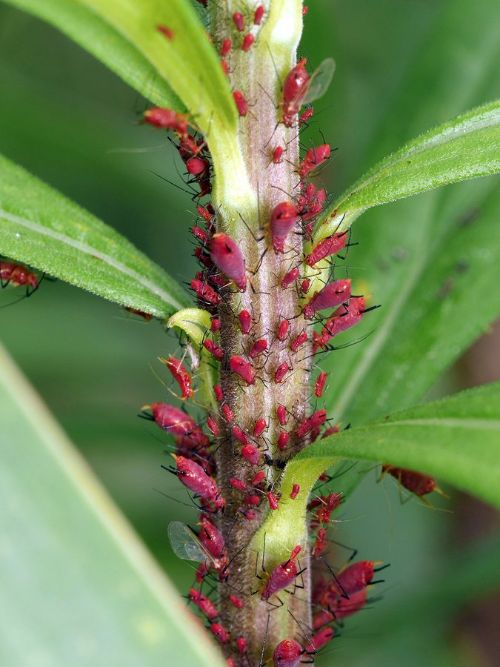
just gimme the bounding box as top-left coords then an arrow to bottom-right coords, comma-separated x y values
0,153 -> 190,317
0,0 -> 181,109
263,383 -> 500,559
0,342 -> 225,667
315,99 -> 500,240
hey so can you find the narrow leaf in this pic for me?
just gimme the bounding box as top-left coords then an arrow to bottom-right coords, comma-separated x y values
316,100 -> 500,240
0,0 -> 181,109
0,154 -> 190,317
0,343 -> 225,667
264,383 -> 500,556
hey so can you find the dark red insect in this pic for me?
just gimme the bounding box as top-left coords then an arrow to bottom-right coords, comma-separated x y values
274,362 -> 291,383
245,493 -> 261,506
236,636 -> 247,654
273,145 -> 284,164
211,622 -> 230,644
254,5 -> 265,25
303,279 -> 351,319
305,232 -> 347,266
261,545 -> 302,600
296,409 -> 327,438
221,403 -> 234,423
309,492 -> 343,526
253,418 -> 267,437
273,639 -> 303,667
230,477 -> 247,491
161,356 -> 193,400
298,144 -> 331,178
270,202 -> 301,253
209,233 -> 247,291
214,384 -> 224,402
220,38 -> 232,57
203,338 -> 225,361
312,527 -> 328,558
300,278 -> 311,294
330,587 -> 368,619
382,465 -> 437,496
277,404 -> 287,426
124,307 -> 153,321
282,58 -> 310,127
290,330 -> 308,353
241,444 -> 261,466
299,106 -> 314,125
336,560 -> 376,594
0,261 -> 39,291
281,266 -> 300,289
304,626 -> 334,654
210,317 -> 221,332
252,470 -> 266,486
188,588 -> 218,620
206,415 -> 220,437
241,33 -> 255,52
313,296 -> 366,350
297,183 -> 327,222
232,11 -> 245,31
239,309 -> 252,334
229,594 -> 245,609
173,455 -> 223,507
233,90 -> 249,117
276,318 -> 290,341
290,483 -> 300,499
249,338 -> 268,358
267,491 -> 279,510
277,430 -> 290,450
314,371 -> 328,397
229,355 -> 256,385
149,403 -> 208,448
190,278 -> 221,306
143,108 -> 187,136
186,156 -> 209,176
199,515 -> 226,561
232,425 -> 250,446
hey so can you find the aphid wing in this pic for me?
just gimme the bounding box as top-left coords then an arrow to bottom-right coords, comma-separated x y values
303,57 -> 336,105
168,521 -> 209,562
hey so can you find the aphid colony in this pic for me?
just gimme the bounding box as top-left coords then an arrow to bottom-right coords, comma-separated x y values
136,6 -> 439,666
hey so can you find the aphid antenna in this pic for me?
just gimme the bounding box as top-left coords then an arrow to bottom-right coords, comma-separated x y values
149,169 -> 197,197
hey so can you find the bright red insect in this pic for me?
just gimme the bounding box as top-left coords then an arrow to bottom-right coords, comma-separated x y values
282,58 -> 310,127
277,430 -> 290,450
303,279 -> 351,319
281,266 -> 300,289
274,362 -> 291,383
230,477 -> 247,491
296,409 -> 327,438
261,545 -> 302,600
290,330 -> 308,353
232,11 -> 245,31
203,338 -> 225,361
273,145 -> 284,164
277,404 -> 287,426
314,371 -> 328,397
236,636 -> 248,653
144,107 -> 187,135
229,355 -> 256,385
232,425 -> 250,446
304,626 -> 334,654
290,483 -> 300,500
312,527 -> 328,558
270,202 -> 301,253
253,418 -> 267,437
241,444 -> 261,466
188,588 -> 219,620
241,33 -> 255,52
254,5 -> 265,25
221,403 -> 234,423
220,38 -> 232,57
209,233 -> 247,291
267,491 -> 279,510
273,639 -> 303,667
298,144 -> 331,178
206,415 -> 220,437
162,356 -> 193,400
211,622 -> 230,644
249,338 -> 268,358
173,455 -> 223,507
252,470 -> 266,486
233,90 -> 249,117
313,296 -> 366,350
149,403 -> 208,448
305,232 -> 347,266
229,595 -> 245,609
276,319 -> 290,341
0,261 -> 38,290
199,515 -> 226,560
190,278 -> 221,306
382,465 -> 437,496
239,309 -> 252,334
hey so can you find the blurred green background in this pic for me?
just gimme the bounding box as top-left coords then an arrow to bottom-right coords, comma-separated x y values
1,1 -> 499,665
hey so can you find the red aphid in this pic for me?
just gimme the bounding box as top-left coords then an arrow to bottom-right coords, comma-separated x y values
267,492 -> 279,510
236,636 -> 247,654
312,609 -> 335,630
221,58 -> 230,76
241,444 -> 260,466
282,58 -> 310,127
221,403 -> 234,422
232,11 -> 245,31
220,38 -> 232,57
315,371 -> 328,397
322,425 -> 340,438
270,202 -> 301,253
309,492 -> 343,526
312,527 -> 328,558
330,587 -> 368,619
253,418 -> 267,437
249,338 -> 268,358
261,545 -> 302,600
214,384 -> 224,402
173,455 -> 221,503
190,278 -> 221,306
300,278 -> 311,293
290,483 -> 300,500
277,404 -> 287,426
299,144 -> 331,178
150,403 -> 206,445
383,465 -> 437,496
296,409 -> 327,438
302,5 -> 309,15
199,515 -> 226,560
203,338 -> 224,361
305,233 -> 347,266
241,33 -> 255,52
210,317 -> 221,332
226,659 -> 236,667
232,425 -> 250,446
304,627 -> 334,654
192,225 -> 208,244
314,297 -> 366,350
281,266 -> 300,288
336,560 -> 376,595
229,355 -> 256,385
254,5 -> 265,25
197,204 -> 214,223
273,639 -> 303,667
210,233 -> 247,291
274,362 -> 291,383
0,261 -> 38,290
290,330 -> 308,353
195,562 -> 210,583
211,622 -> 230,644
229,595 -> 245,609
273,145 -> 284,164
186,156 -> 209,176
230,477 -> 247,491
125,307 -> 153,321
303,279 -> 351,319
239,309 -> 252,334
252,470 -> 266,486
244,509 -> 258,520
299,106 -> 314,125
162,356 -> 193,400
233,90 -> 249,117
245,494 -> 261,506
188,588 -> 218,620
206,415 -> 220,437
143,107 -> 187,135
277,431 -> 290,450
276,319 -> 290,341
